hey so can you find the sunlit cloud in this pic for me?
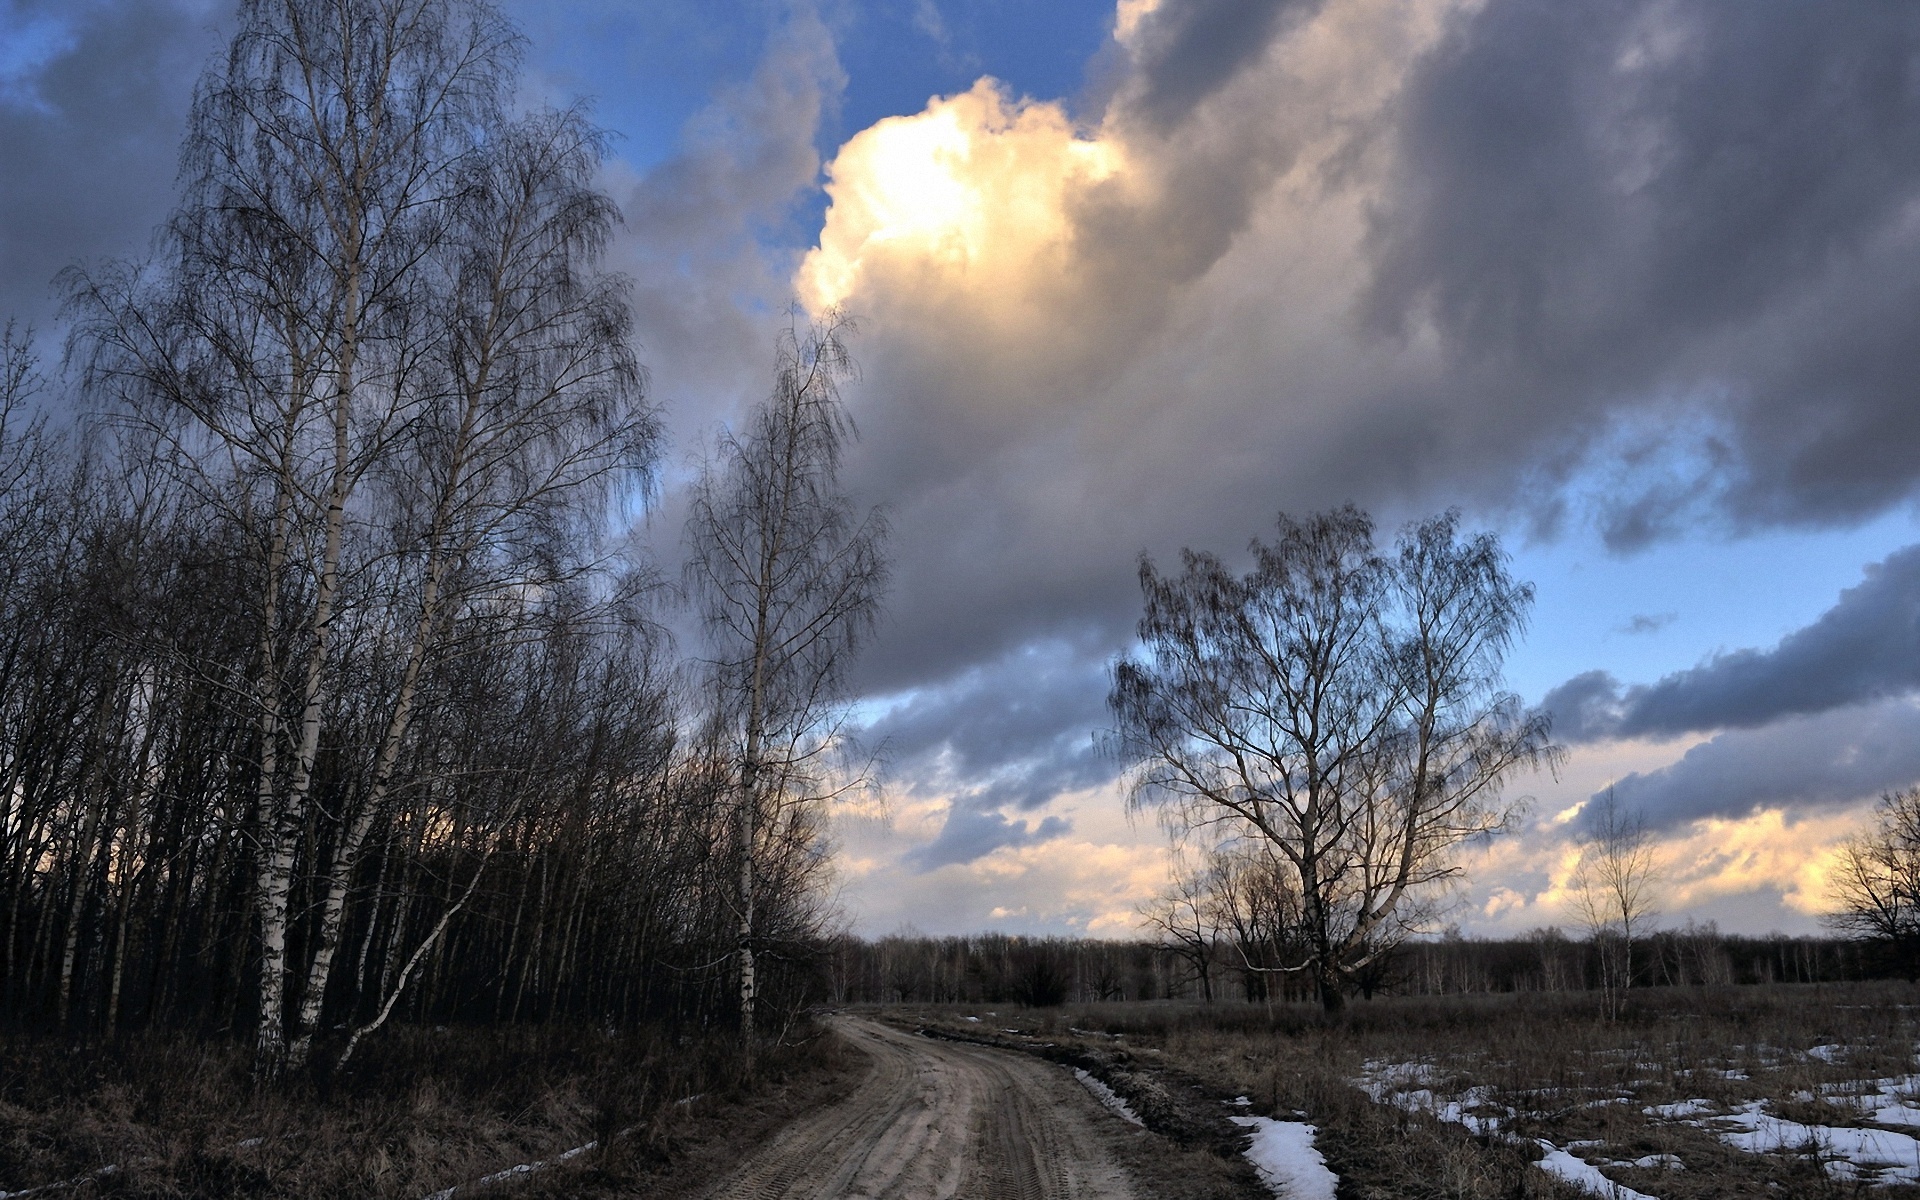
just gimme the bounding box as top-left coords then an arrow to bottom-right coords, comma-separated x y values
799,78 -> 1126,329
1660,807 -> 1862,918
832,778 -> 1168,936
787,0 -> 1920,938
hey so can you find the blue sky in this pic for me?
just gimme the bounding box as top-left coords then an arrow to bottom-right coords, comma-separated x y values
7,0 -> 1920,940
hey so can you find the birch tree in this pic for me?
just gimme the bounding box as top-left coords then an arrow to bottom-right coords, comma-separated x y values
685,316 -> 887,1038
1572,787 -> 1659,1019
1111,507 -> 1553,1010
286,102 -> 649,1069
65,0 -> 660,1073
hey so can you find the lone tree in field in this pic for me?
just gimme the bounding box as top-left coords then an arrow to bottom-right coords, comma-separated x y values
1828,786 -> 1920,977
1572,787 -> 1659,1018
686,315 -> 887,1038
1110,506 -> 1553,1010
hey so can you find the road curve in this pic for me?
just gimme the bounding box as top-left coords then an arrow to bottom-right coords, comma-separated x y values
700,1016 -> 1141,1200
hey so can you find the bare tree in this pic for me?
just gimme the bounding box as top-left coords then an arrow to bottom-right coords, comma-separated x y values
65,0 -> 666,1073
1828,787 -> 1920,977
685,315 -> 887,1039
286,101 -> 651,1069
1571,787 -> 1659,1019
1139,840 -> 1219,1001
1205,840 -> 1308,1002
1110,507 -> 1553,1010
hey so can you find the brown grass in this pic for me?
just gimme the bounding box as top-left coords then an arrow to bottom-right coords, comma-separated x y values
0,1022 -> 848,1198
897,981 -> 1920,1199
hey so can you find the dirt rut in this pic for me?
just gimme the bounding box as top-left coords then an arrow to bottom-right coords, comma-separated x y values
700,1016 -> 1141,1200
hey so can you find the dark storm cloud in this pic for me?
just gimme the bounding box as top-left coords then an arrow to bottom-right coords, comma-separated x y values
0,2 -> 223,342
1544,544 -> 1920,743
860,639 -> 1112,794
857,638 -> 1117,829
908,807 -> 1071,871
1369,0 -> 1920,538
836,0 -> 1920,794
1540,669 -> 1626,744
1606,697 -> 1920,831
1126,0 -> 1316,129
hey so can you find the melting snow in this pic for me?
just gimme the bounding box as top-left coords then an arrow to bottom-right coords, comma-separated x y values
1359,1060 -> 1664,1197
1361,1044 -> 1920,1193
1230,1116 -> 1339,1200
1356,1063 -> 1505,1135
1813,1073 -> 1920,1128
1644,1099 -> 1715,1120
1073,1068 -> 1145,1126
1709,1101 -> 1920,1185
1534,1141 -> 1661,1200
420,1139 -> 597,1200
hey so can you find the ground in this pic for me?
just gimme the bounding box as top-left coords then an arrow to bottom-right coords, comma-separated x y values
7,983 -> 1920,1198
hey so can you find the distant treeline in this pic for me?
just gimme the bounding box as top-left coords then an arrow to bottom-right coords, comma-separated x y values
825,928 -> 1878,1007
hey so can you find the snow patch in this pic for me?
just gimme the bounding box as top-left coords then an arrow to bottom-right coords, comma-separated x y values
1711,1100 -> 1920,1184
1073,1068 -> 1145,1126
420,1139 -> 596,1200
1359,1060 -> 1664,1198
1230,1116 -> 1338,1200
1534,1141 -> 1661,1200
1644,1098 -> 1715,1120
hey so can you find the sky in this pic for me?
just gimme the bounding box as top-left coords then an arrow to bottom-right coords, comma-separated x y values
7,0 -> 1920,941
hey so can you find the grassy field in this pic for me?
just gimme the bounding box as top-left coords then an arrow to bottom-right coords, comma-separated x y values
12,984 -> 1920,1198
894,980 -> 1920,1199
0,1022 -> 852,1199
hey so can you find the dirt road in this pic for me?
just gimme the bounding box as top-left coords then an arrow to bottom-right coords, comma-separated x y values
700,1016 -> 1142,1200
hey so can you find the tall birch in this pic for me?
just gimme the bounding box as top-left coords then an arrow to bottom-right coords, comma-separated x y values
686,317 -> 886,1039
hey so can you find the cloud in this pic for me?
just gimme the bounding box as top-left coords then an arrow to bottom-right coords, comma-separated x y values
1124,0 -> 1319,129
1617,612 -> 1676,635
0,2 -> 224,344
1541,669 -> 1629,744
780,0 -> 1920,717
1546,543 -> 1920,742
909,806 -> 1072,870
608,7 -> 846,459
800,0 -> 1466,694
1368,0 -> 1920,538
1451,734 -> 1871,937
832,778 -> 1168,935
1605,696 -> 1920,832
859,637 -> 1115,810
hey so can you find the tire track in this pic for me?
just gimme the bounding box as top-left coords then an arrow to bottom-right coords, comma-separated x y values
699,1016 -> 1138,1200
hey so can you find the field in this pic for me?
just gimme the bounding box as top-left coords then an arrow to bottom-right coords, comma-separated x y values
892,980 -> 1920,1199
10,982 -> 1920,1198
0,1023 -> 852,1199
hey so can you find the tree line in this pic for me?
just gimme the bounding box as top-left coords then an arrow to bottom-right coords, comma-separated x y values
824,928 -> 1875,1007
0,0 -> 878,1077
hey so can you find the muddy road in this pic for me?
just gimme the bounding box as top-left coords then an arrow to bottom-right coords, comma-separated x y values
700,1016 -> 1143,1200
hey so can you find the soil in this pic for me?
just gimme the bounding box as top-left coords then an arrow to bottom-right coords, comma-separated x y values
685,1015 -> 1258,1200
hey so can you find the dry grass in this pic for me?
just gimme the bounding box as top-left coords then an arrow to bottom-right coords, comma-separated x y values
0,1022 -> 846,1198
900,981 -> 1920,1199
